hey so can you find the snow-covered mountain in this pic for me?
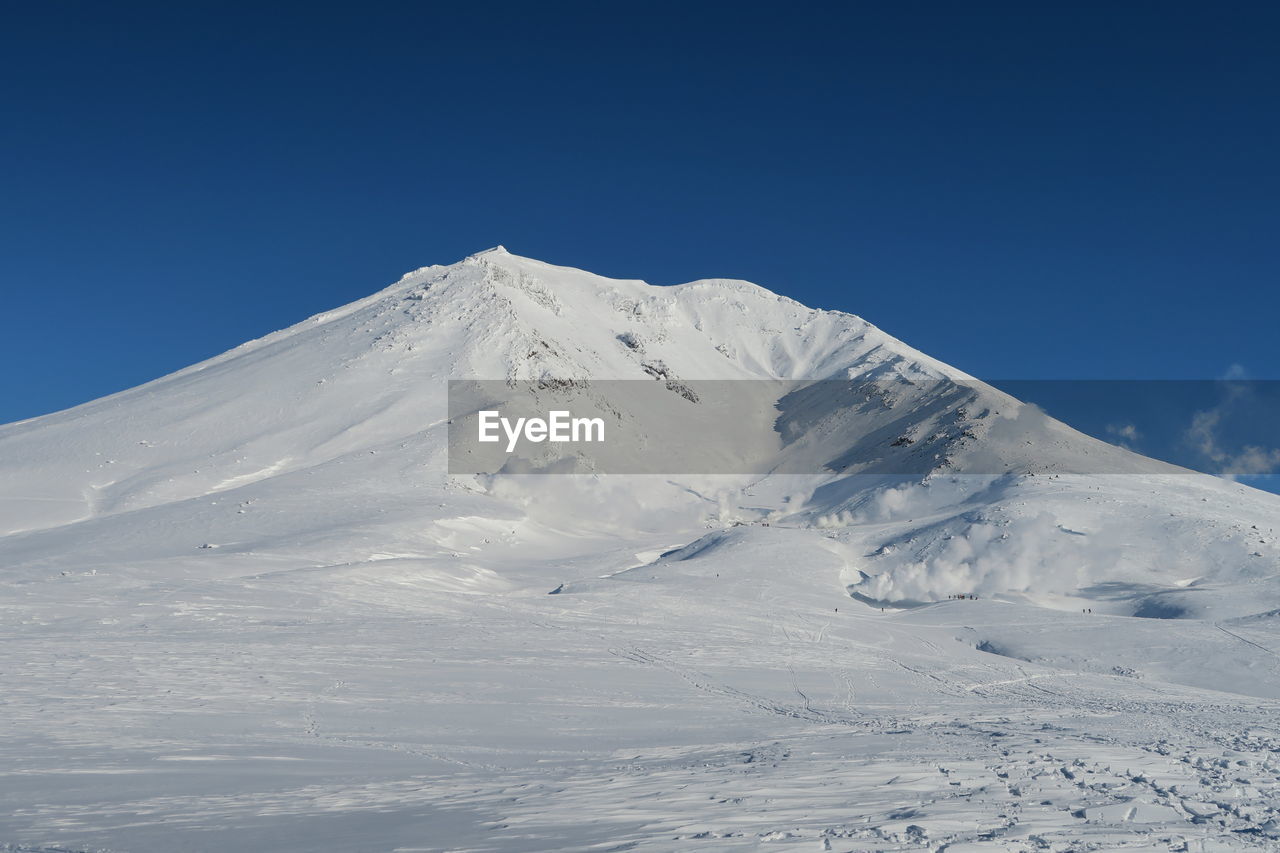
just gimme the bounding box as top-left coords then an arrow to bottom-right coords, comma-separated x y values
3,247 -> 1273,610
3,248 -> 1279,851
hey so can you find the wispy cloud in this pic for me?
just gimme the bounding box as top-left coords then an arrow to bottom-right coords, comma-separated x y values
1185,366 -> 1280,481
1105,422 -> 1141,449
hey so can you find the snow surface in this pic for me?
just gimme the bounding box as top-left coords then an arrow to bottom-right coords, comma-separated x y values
2,247 -> 1279,851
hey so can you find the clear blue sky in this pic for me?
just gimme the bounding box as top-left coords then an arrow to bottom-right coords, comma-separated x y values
2,2 -> 1278,423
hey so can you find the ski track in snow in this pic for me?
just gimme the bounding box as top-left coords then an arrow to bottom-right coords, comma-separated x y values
4,563 -> 1280,852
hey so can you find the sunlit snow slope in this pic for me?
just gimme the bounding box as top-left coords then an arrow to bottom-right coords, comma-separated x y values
2,248 -> 1279,852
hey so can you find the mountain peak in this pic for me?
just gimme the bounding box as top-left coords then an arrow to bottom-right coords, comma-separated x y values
0,247 -> 1276,616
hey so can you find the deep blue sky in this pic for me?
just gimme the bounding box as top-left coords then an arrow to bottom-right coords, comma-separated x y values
2,2 -> 1278,424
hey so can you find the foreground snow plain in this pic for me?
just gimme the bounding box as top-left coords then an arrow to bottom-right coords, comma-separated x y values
3,249 -> 1279,851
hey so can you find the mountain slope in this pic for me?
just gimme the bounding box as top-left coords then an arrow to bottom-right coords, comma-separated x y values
3,249 -> 1280,851
1,247 -> 1273,610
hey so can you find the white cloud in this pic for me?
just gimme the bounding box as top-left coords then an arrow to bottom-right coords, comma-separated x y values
1106,422 -> 1141,449
1184,367 -> 1280,481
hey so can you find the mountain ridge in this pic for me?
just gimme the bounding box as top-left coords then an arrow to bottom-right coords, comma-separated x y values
6,250 -> 1280,850
0,249 -> 1275,616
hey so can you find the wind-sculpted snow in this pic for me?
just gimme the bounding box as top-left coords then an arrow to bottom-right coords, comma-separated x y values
2,248 -> 1279,850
